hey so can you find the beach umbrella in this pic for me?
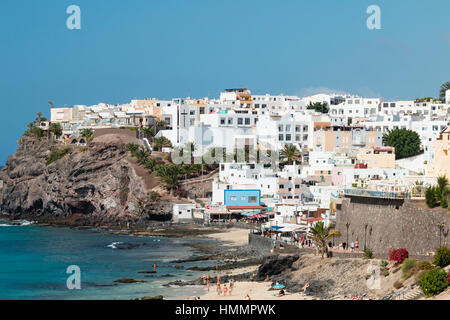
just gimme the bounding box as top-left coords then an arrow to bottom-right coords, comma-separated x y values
270,226 -> 283,230
273,284 -> 285,289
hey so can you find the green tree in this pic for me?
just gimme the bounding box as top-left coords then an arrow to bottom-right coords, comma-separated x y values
436,176 -> 449,208
439,81 -> 450,101
80,129 -> 94,142
425,186 -> 439,208
308,221 -> 341,259
383,128 -> 421,160
280,144 -> 300,165
307,102 -> 329,113
48,123 -> 62,138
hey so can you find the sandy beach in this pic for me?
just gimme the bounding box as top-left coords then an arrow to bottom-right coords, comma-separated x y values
205,228 -> 250,246
200,280 -> 311,300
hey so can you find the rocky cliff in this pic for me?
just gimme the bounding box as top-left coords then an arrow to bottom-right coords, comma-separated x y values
0,134 -> 173,226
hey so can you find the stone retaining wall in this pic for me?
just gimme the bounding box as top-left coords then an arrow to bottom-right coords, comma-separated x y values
335,196 -> 449,257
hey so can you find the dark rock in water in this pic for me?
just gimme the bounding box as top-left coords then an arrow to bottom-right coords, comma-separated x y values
141,295 -> 163,300
174,265 -> 184,269
9,222 -> 22,226
138,270 -> 156,274
113,278 -> 146,284
162,274 -> 175,277
255,254 -> 299,281
114,242 -> 147,250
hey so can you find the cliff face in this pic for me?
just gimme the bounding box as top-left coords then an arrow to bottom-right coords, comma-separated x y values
0,134 -> 172,226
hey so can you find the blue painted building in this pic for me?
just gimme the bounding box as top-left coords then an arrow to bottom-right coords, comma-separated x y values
224,189 -> 261,207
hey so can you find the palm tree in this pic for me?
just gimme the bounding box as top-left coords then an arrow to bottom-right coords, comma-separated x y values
157,120 -> 167,129
439,81 -> 450,101
155,164 -> 181,193
280,144 -> 300,165
153,137 -> 172,151
308,221 -> 341,259
142,127 -> 155,142
134,147 -> 150,165
36,112 -> 43,124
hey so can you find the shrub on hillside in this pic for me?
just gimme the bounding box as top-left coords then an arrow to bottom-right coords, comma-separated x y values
380,260 -> 388,267
363,247 -> 374,259
148,191 -> 161,202
389,248 -> 409,265
46,146 -> 70,166
393,280 -> 403,289
417,261 -> 434,271
126,143 -> 139,153
433,247 -> 450,268
401,258 -> 417,279
418,268 -> 449,297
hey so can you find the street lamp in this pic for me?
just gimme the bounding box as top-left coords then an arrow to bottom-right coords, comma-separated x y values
345,222 -> 350,251
364,223 -> 368,251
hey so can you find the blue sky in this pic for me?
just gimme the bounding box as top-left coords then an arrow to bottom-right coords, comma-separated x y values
0,0 -> 449,165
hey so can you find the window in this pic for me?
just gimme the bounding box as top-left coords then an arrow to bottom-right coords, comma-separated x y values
285,125 -> 291,131
220,118 -> 225,125
230,196 -> 237,201
237,118 -> 243,125
228,118 -> 233,125
248,196 -> 257,203
279,134 -> 284,141
245,118 -> 250,125
286,134 -> 291,141
241,196 -> 246,201
278,125 -> 283,132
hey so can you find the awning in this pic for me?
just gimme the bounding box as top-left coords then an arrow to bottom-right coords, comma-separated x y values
227,206 -> 264,210
270,226 -> 283,230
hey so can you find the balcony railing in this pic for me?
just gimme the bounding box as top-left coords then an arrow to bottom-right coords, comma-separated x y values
343,188 -> 411,199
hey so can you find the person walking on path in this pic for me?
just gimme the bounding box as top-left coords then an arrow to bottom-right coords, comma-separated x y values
350,241 -> 355,252
355,240 -> 359,251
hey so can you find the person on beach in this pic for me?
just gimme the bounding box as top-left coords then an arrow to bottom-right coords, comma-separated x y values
223,284 -> 228,296
302,282 -> 310,293
278,289 -> 285,297
264,275 -> 270,281
217,283 -> 222,296
245,294 -> 251,300
207,279 -> 210,292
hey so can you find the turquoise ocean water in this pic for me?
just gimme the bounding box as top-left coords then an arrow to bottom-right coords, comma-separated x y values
0,219 -> 211,300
